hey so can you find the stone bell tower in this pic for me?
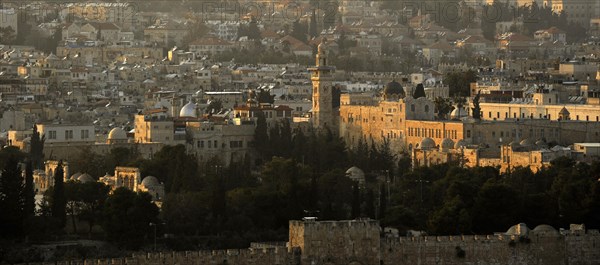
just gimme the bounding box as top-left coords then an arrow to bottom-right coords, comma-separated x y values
308,39 -> 336,131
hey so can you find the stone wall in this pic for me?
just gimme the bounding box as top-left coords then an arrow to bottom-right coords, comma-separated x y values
15,221 -> 600,265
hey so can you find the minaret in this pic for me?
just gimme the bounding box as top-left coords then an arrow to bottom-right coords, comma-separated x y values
308,39 -> 335,131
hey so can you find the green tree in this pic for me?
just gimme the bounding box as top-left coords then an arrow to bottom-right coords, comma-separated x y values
206,99 -> 223,114
78,182 -> 110,236
103,188 -> 159,249
413,83 -> 426,98
434,97 -> 453,120
30,125 -> 45,169
253,111 -> 270,162
309,9 -> 318,38
291,20 -> 308,43
0,154 -> 24,238
428,196 -> 471,235
140,145 -> 198,193
247,18 -> 261,40
24,160 -> 35,218
445,70 -> 477,97
0,26 -> 16,44
52,161 -> 67,228
472,182 -> 519,233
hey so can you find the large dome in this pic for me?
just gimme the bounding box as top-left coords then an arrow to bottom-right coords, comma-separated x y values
141,176 -> 160,187
179,101 -> 197,118
108,127 -> 127,140
420,137 -> 436,150
383,80 -> 405,100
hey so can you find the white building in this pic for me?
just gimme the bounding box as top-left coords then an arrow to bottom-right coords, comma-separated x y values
36,123 -> 95,144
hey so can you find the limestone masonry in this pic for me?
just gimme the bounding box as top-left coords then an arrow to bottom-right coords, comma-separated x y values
16,219 -> 600,265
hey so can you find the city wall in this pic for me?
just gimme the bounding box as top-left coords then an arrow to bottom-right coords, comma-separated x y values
15,221 -> 600,265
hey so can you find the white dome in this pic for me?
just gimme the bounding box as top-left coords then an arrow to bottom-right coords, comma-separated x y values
78,173 -> 94,183
533,224 -> 558,235
450,107 -> 468,120
440,138 -> 455,150
108,127 -> 127,140
71,172 -> 81,180
420,137 -> 436,150
345,166 -> 365,184
179,101 -> 197,118
141,176 -> 160,187
506,223 -> 530,236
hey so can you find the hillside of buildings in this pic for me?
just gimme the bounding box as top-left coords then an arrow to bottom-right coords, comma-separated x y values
1,0 -> 600,263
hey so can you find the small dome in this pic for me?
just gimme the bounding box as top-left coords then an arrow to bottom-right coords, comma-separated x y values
533,224 -> 558,235
420,137 -> 436,150
108,127 -> 127,140
455,139 -> 467,149
383,80 -> 405,100
450,107 -> 468,120
179,101 -> 197,118
345,166 -> 365,184
506,223 -> 530,236
71,172 -> 82,180
440,138 -> 455,150
141,176 -> 160,187
78,173 -> 94,183
520,138 -> 534,147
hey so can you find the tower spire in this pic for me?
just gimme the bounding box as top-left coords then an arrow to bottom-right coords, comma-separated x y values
309,38 -> 336,131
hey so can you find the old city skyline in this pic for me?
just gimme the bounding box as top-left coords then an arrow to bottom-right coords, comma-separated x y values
1,0 -> 600,263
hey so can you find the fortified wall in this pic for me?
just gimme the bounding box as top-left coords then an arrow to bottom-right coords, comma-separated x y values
16,220 -> 600,265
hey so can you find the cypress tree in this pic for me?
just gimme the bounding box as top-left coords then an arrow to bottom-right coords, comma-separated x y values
253,111 -> 270,161
413,83 -> 426,98
52,161 -> 66,227
0,155 -> 24,238
351,183 -> 360,218
30,125 -> 44,169
309,9 -> 318,38
24,159 -> 35,218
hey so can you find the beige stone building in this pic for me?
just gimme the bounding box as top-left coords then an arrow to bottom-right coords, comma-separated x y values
99,166 -> 165,203
33,160 -> 69,194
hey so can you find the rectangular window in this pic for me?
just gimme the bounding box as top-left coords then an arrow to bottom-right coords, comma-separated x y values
208,141 -> 211,148
65,130 -> 73,140
49,130 -> 57,140
81,130 -> 89,139
214,140 -> 217,148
